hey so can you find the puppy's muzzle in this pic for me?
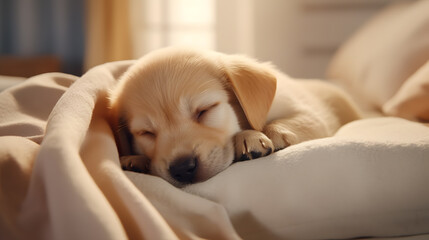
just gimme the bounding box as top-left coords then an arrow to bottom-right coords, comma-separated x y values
169,155 -> 198,184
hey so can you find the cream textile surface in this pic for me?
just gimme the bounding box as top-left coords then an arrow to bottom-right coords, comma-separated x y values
383,60 -> 429,122
0,62 -> 239,240
2,1 -> 429,237
1,60 -> 429,240
327,0 -> 429,113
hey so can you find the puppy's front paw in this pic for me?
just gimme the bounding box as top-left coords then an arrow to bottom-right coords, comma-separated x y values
234,130 -> 274,161
120,155 -> 150,173
263,124 -> 298,151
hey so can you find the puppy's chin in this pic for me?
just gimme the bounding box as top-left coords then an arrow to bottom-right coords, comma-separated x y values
196,138 -> 235,183
150,139 -> 235,188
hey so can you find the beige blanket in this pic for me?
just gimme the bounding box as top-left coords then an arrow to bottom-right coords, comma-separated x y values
0,62 -> 239,240
1,59 -> 429,240
2,1 -> 429,239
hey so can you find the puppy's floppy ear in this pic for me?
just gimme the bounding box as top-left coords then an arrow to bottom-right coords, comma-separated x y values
223,55 -> 277,131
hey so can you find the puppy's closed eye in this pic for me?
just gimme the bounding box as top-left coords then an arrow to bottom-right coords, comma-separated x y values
195,109 -> 209,122
135,130 -> 156,139
194,102 -> 219,123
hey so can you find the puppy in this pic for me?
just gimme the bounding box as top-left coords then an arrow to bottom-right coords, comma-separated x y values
109,47 -> 360,187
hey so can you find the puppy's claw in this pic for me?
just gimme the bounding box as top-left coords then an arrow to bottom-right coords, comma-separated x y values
234,130 -> 274,162
237,149 -> 268,162
259,139 -> 273,156
264,124 -> 296,152
120,155 -> 151,173
260,139 -> 267,149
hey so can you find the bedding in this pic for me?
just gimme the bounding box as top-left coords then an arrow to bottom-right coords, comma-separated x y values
0,75 -> 25,92
383,60 -> 429,122
1,1 -> 429,239
0,62 -> 428,240
327,0 -> 429,115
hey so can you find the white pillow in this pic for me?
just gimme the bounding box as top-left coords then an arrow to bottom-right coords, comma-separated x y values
182,118 -> 429,239
383,60 -> 429,122
327,0 -> 429,113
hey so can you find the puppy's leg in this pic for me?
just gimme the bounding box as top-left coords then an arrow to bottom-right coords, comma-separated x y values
263,114 -> 329,151
120,155 -> 151,173
234,113 -> 331,161
234,130 -> 274,161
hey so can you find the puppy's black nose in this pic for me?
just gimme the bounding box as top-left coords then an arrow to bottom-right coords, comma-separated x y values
169,155 -> 198,183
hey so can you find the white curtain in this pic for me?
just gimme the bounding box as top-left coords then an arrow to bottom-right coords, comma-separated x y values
129,0 -> 216,58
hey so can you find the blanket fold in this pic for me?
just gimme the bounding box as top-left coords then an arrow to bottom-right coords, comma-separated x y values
1,60 -> 429,240
0,62 -> 240,240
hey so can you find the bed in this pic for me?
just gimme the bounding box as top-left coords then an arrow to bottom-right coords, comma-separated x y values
0,75 -> 25,92
1,1 -> 429,239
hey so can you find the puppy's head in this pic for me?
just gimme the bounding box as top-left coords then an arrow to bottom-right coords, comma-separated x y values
109,47 -> 276,187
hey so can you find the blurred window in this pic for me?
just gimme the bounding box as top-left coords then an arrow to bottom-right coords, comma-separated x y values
133,0 -> 215,57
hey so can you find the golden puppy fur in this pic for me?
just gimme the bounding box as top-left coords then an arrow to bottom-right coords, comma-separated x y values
109,47 -> 360,187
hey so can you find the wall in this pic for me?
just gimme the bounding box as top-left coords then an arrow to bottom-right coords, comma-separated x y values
217,0 -> 400,78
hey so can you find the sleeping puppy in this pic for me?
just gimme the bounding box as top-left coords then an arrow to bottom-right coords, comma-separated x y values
109,47 -> 360,187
